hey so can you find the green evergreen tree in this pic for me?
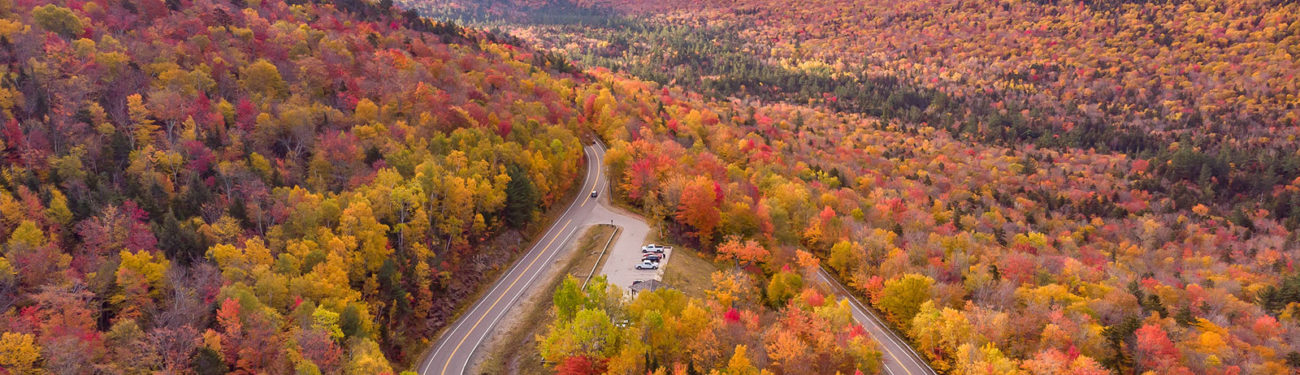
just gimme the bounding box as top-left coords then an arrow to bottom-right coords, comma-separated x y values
504,164 -> 539,229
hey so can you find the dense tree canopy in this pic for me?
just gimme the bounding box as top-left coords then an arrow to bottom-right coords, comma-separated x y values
4,0 -> 1300,373
0,0 -> 589,371
394,1 -> 1300,372
565,67 -> 1300,373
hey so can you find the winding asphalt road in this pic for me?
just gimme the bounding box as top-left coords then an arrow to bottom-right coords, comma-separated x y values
418,140 -> 935,375
418,141 -> 617,375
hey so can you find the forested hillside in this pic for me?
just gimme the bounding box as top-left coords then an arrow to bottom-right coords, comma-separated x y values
574,67 -> 1299,374
0,0 -> 590,372
406,0 -> 1300,231
393,0 -> 1300,374
584,0 -> 1300,145
4,0 -> 1300,373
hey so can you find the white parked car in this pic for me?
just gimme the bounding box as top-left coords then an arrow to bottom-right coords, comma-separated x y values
635,260 -> 660,270
641,244 -> 669,253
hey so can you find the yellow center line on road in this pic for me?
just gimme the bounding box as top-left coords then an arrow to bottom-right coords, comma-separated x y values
440,219 -> 572,375
884,345 -> 912,375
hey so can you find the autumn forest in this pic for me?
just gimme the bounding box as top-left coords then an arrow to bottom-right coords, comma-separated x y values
1,0 -> 1299,374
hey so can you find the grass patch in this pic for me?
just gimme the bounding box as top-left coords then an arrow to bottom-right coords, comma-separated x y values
662,245 -> 721,300
480,224 -> 619,375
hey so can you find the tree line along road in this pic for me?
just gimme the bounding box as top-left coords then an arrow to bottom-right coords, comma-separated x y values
417,141 -> 936,375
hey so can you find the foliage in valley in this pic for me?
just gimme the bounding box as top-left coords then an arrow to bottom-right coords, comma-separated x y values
4,0 -> 1300,374
577,70 -> 1300,374
390,0 -> 1300,373
416,0 -> 1300,234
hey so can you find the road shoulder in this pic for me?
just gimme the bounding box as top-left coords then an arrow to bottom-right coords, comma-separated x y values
474,225 -> 619,375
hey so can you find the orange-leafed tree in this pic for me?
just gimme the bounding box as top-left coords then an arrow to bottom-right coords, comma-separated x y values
716,236 -> 771,268
677,175 -> 722,246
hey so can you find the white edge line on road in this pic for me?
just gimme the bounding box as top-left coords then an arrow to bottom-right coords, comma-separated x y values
820,266 -> 935,375
818,269 -> 900,375
421,144 -> 598,374
460,222 -> 581,374
830,268 -> 917,370
457,139 -> 604,373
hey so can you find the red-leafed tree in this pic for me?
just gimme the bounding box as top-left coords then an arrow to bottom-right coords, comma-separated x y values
297,328 -> 343,373
677,175 -> 722,245
1134,323 -> 1188,374
555,355 -> 607,375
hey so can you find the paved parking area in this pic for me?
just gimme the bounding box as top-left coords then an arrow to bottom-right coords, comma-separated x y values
588,203 -> 666,296
601,240 -> 670,295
